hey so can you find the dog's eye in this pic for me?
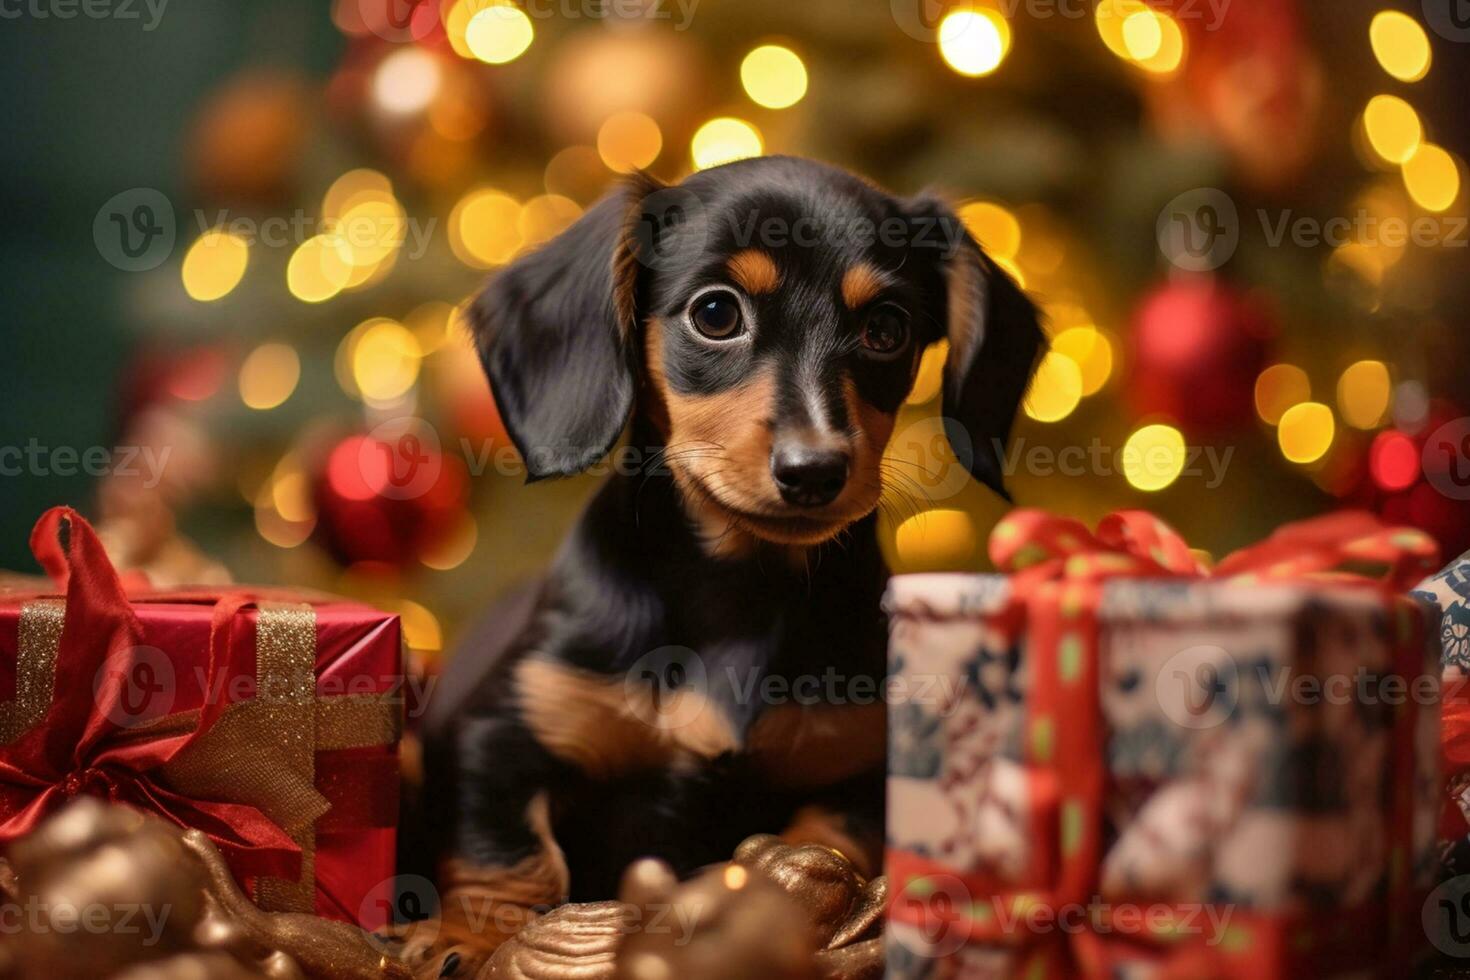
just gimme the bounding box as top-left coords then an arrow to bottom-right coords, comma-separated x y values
690,291 -> 744,340
860,304 -> 911,359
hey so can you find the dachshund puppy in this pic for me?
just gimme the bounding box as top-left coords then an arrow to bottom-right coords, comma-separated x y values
422,155 -> 1042,945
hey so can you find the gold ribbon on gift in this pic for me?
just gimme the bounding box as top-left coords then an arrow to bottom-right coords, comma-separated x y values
1,599 -> 401,914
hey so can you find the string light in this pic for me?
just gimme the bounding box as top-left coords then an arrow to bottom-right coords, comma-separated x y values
1277,402 -> 1336,464
517,194 -> 582,248
1370,430 -> 1419,490
1122,424 -> 1186,492
373,47 -> 441,115
239,343 -> 300,410
352,319 -> 422,404
181,229 -> 249,302
1361,95 -> 1422,166
1097,0 -> 1184,74
1022,351 -> 1083,422
691,118 -> 763,170
1369,10 -> 1431,83
938,8 -> 1011,77
597,111 -> 663,173
449,189 -> 523,268
1336,359 -> 1391,429
1049,326 -> 1114,396
286,235 -> 353,303
1254,364 -> 1311,426
740,44 -> 808,109
958,201 -> 1021,259
465,3 -> 534,65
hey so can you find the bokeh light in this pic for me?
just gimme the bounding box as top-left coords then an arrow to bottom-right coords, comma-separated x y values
691,117 -> 764,170
1370,430 -> 1420,491
1362,95 -> 1422,165
1369,10 -> 1432,83
373,47 -> 441,115
1122,423 -> 1186,492
1254,364 -> 1311,426
352,319 -> 422,404
286,234 -> 353,303
597,111 -> 663,173
238,343 -> 300,410
938,8 -> 1011,77
1022,351 -> 1083,422
895,509 -> 978,569
1402,143 -> 1461,212
181,229 -> 249,302
449,188 -> 523,268
958,201 -> 1021,259
1336,359 -> 1391,429
1049,326 -> 1114,396
740,44 -> 808,109
1277,402 -> 1336,464
517,194 -> 582,249
465,3 -> 534,65
421,514 -> 479,570
906,341 -> 948,405
1121,9 -> 1184,74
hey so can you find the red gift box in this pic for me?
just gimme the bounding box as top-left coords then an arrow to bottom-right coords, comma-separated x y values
0,507 -> 402,929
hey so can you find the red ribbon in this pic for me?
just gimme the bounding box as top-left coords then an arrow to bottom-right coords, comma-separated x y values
889,508 -> 1442,976
0,507 -> 301,880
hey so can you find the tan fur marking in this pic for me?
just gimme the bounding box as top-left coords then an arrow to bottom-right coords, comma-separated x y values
841,262 -> 889,310
727,249 -> 782,295
438,793 -> 569,949
748,701 -> 888,791
516,657 -> 740,779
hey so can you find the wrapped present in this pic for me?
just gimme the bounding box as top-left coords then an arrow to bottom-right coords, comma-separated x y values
884,509 -> 1444,979
0,507 -> 403,929
1413,548 -> 1470,861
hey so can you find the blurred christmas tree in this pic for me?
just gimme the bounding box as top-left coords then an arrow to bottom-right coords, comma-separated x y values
107,0 -> 1470,658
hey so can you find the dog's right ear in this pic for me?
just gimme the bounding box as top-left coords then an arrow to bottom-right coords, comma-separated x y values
467,175 -> 659,481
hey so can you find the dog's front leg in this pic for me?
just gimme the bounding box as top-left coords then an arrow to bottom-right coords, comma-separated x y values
439,712 -> 570,951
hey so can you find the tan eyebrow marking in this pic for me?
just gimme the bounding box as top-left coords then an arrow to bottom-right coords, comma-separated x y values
841,262 -> 891,310
727,249 -> 782,295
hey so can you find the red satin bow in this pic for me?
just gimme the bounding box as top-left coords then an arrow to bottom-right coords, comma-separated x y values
0,507 -> 300,880
990,507 -> 1441,592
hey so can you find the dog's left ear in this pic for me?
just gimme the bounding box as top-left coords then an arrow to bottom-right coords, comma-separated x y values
907,195 -> 1045,502
467,175 -> 658,481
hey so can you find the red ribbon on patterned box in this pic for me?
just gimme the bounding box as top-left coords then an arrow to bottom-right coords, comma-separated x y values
887,508 -> 1441,979
0,507 -> 402,927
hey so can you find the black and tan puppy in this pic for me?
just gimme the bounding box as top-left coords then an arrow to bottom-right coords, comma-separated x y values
422,155 -> 1042,944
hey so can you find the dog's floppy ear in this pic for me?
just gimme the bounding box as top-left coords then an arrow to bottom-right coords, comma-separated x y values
467,175 -> 657,481
909,195 -> 1045,501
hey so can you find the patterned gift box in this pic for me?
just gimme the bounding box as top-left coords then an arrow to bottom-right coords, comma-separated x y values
0,508 -> 403,929
1414,548 -> 1470,866
884,510 -> 1444,979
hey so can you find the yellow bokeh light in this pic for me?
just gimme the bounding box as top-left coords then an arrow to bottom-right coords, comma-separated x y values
1362,95 -> 1422,166
338,196 -> 406,273
1023,351 -> 1083,422
398,599 -> 443,652
1127,9 -> 1184,74
1369,10 -> 1432,83
691,117 -> 764,170
1277,401 -> 1336,464
1122,424 -> 1186,492
373,46 -> 441,115
465,3 -> 534,65
1253,364 -> 1311,426
1049,326 -> 1114,396
895,509 -> 978,570
323,169 -> 393,219
1337,359 -> 1391,430
740,44 -> 808,109
1402,143 -> 1462,212
254,455 -> 314,548
596,111 -> 663,173
352,319 -> 422,404
286,235 -> 353,303
181,229 -> 249,302
938,8 -> 1011,77
1096,0 -> 1147,57
449,188 -> 523,268
422,514 -> 478,570
958,201 -> 1021,259
906,341 -> 949,405
238,343 -> 301,411
518,194 -> 583,249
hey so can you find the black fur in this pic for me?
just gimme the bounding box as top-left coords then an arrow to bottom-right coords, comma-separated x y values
423,156 -> 1042,912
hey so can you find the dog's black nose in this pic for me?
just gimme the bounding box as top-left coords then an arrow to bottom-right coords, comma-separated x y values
771,445 -> 849,507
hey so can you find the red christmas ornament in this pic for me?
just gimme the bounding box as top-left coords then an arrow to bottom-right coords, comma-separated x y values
312,430 -> 468,568
1127,277 -> 1274,434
